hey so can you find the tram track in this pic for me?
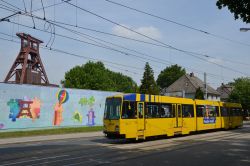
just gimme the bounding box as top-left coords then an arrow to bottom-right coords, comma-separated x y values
0,126 -> 249,166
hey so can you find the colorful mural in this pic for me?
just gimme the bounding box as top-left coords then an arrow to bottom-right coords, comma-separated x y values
53,90 -> 69,126
79,96 -> 96,126
0,123 -> 4,129
0,83 -> 118,131
7,97 -> 42,122
72,110 -> 83,123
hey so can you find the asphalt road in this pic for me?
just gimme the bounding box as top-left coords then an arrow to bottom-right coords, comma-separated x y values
0,124 -> 250,166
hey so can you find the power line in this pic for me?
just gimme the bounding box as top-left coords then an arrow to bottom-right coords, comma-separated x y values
1,3 -> 241,80
5,18 -> 231,81
0,34 -> 232,84
0,2 -> 240,81
0,32 -> 143,75
104,0 -> 250,47
63,1 -> 249,77
3,0 -> 248,68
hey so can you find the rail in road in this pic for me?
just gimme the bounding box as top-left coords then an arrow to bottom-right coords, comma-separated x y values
0,124 -> 250,166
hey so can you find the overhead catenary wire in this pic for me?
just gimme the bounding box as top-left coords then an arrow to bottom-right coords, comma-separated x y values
0,33 -> 142,75
63,0 -> 250,76
0,2 -> 242,80
104,0 -> 250,47
0,34 -> 232,84
0,1 -> 244,83
2,0 -> 248,68
4,16 -> 231,81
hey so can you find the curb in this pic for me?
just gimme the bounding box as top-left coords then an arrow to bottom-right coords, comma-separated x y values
0,131 -> 103,145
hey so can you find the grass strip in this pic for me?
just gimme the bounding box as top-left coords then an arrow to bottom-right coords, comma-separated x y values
0,126 -> 103,139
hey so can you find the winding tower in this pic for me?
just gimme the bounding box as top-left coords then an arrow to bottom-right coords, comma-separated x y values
4,33 -> 50,85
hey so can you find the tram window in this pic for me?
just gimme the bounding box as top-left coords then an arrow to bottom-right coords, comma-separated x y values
160,104 -> 173,118
215,107 -> 220,117
229,108 -> 236,116
182,104 -> 194,117
221,107 -> 228,116
231,107 -> 242,116
145,103 -> 160,118
121,101 -> 136,119
196,105 -> 204,117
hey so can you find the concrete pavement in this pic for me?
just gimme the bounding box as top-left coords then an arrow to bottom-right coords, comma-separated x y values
0,131 -> 103,145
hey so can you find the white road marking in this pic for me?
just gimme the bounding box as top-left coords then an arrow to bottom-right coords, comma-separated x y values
1,154 -> 70,166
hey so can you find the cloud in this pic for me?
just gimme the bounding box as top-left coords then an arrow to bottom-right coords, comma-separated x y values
112,25 -> 162,40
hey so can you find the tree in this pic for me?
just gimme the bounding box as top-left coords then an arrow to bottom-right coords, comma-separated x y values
139,62 -> 159,95
61,61 -> 137,92
156,64 -> 186,90
195,87 -> 204,100
228,77 -> 250,111
216,0 -> 250,23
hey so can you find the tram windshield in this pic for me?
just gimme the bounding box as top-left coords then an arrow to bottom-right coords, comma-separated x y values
104,97 -> 121,120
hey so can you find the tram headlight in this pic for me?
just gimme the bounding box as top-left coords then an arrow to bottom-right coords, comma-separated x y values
115,125 -> 119,132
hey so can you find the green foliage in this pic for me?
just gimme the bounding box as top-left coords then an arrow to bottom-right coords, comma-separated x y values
140,62 -> 159,95
228,77 -> 250,110
157,64 -> 186,90
62,61 -> 137,92
216,0 -> 250,23
195,87 -> 204,99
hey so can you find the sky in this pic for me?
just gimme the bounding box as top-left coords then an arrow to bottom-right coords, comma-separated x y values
0,0 -> 249,89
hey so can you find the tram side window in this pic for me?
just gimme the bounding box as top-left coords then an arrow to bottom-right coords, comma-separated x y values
231,107 -> 242,116
215,106 -> 220,117
196,105 -> 204,117
196,105 -> 217,117
229,108 -> 236,116
160,104 -> 173,118
121,101 -> 137,119
221,107 -> 228,116
145,103 -> 160,118
182,104 -> 194,117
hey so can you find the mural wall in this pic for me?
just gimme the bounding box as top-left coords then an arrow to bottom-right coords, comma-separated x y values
0,83 -> 119,131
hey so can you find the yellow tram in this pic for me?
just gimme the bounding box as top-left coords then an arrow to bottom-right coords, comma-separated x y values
103,93 -> 243,140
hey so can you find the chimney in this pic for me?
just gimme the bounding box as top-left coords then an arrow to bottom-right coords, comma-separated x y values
189,72 -> 194,77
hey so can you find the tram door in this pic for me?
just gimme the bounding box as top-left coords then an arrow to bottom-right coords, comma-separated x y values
173,104 -> 183,128
137,102 -> 145,131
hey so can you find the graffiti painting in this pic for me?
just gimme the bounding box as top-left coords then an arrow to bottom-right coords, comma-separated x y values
7,97 -> 42,122
79,96 -> 96,126
86,108 -> 96,126
0,123 -> 4,129
53,90 -> 69,126
72,110 -> 83,123
7,99 -> 20,122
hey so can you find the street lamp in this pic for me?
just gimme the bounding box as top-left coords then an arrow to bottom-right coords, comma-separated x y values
240,28 -> 250,32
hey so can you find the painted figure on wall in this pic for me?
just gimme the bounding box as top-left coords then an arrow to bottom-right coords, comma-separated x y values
87,108 -> 96,126
78,96 -> 96,126
72,110 -> 83,123
0,123 -> 4,129
7,97 -> 42,122
53,90 -> 69,126
30,97 -> 42,121
7,99 -> 20,122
